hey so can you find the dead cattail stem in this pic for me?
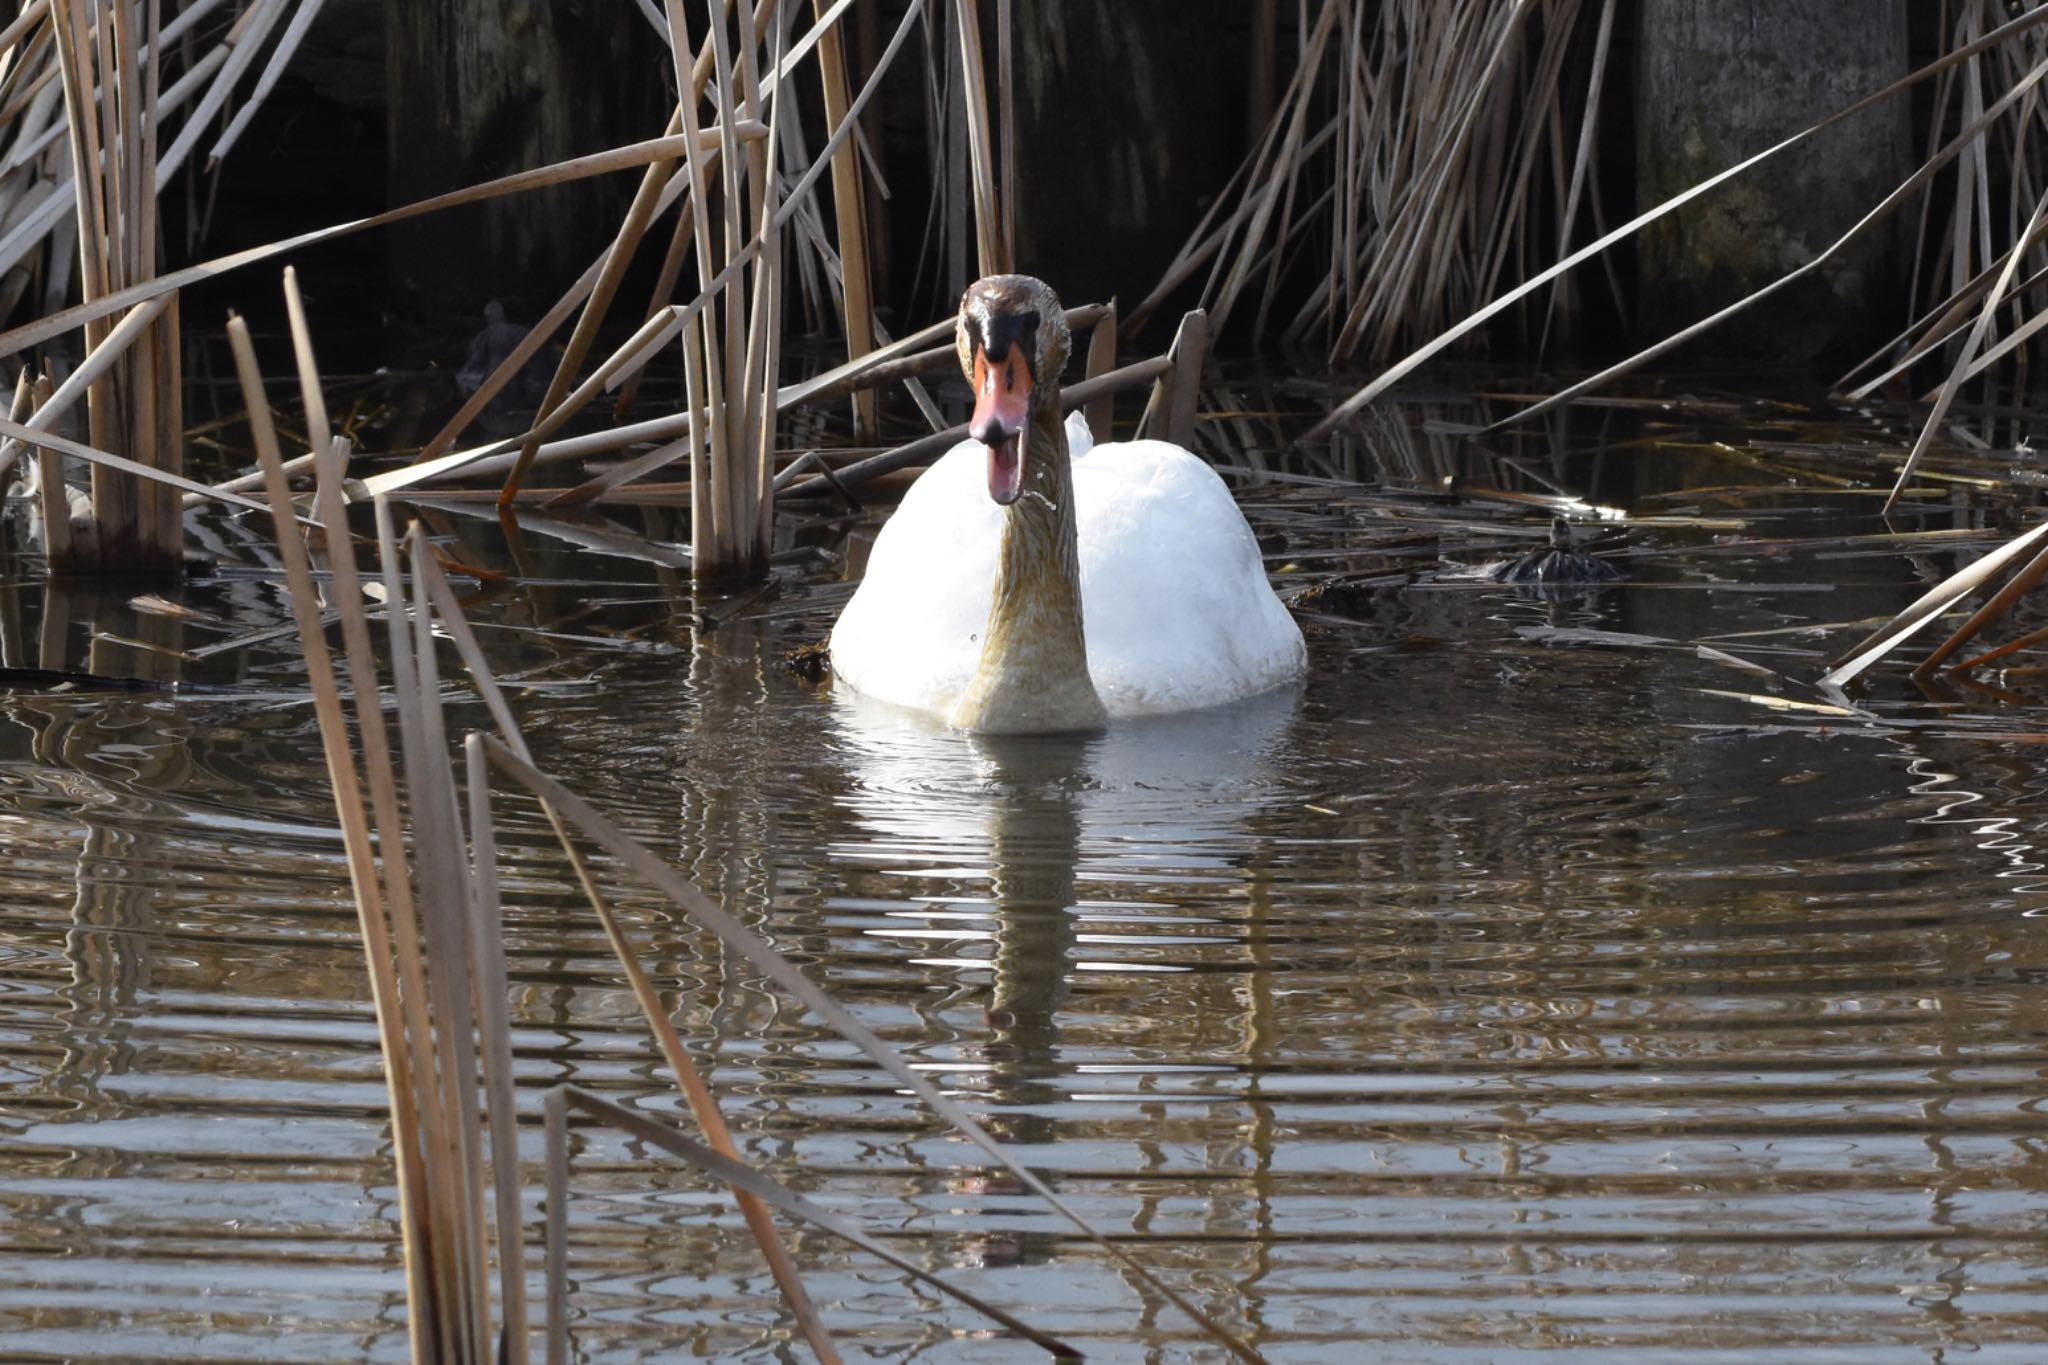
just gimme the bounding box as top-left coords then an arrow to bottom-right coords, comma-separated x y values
545,1085 -> 1081,1358
0,363 -> 31,483
40,0 -> 184,573
480,737 -> 1267,1364
404,548 -> 836,1363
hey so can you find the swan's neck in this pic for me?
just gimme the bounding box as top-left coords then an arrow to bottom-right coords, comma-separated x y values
951,399 -> 1106,734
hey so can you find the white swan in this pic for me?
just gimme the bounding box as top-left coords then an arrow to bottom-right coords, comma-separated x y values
830,274 -> 1306,733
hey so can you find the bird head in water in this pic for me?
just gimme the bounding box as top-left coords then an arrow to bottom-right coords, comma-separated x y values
955,274 -> 1071,506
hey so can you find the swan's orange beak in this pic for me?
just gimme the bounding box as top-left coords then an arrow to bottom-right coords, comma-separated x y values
970,345 -> 1032,506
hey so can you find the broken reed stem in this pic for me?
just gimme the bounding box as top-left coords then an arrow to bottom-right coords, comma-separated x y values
1917,534 -> 2048,676
0,364 -> 32,485
405,299 -> 1111,507
0,121 -> 770,364
31,369 -> 67,565
1954,619 -> 2048,673
478,737 -> 1266,1364
545,1086 -> 1081,1359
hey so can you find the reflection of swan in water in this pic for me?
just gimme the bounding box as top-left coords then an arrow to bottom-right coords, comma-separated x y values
824,687 -> 1300,1134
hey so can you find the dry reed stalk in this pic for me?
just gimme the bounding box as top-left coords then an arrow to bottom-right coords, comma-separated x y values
1953,620 -> 2048,673
29,367 -> 64,564
540,302 -> 1103,508
1305,2 -> 2048,442
779,351 -> 1173,499
0,362 -> 31,482
811,0 -> 876,440
1480,54 -> 2048,436
1884,177 -> 2048,512
227,311 -> 446,1362
205,0 -> 326,168
1915,535 -> 2048,677
0,407 -> 274,512
27,0 -> 331,574
995,0 -> 1013,265
604,0 -> 923,579
950,0 -> 1006,275
287,271 -> 517,1361
239,272 -> 611,1362
405,539 -> 839,1360
525,299 -> 1111,507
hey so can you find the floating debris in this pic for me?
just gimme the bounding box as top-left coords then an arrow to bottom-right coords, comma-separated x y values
784,639 -> 832,686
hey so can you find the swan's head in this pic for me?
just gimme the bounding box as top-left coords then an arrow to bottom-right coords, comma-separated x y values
956,274 -> 1070,506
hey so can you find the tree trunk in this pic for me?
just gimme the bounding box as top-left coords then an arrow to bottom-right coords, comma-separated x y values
1008,2 -> 1241,322
383,5 -> 661,318
1636,0 -> 1910,359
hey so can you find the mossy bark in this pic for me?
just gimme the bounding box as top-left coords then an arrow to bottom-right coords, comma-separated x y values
1636,0 -> 1909,359
383,5 -> 661,317
1008,2 -> 1241,317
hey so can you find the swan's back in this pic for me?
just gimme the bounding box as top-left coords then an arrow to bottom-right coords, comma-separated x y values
830,417 -> 1305,720
1070,438 -> 1302,714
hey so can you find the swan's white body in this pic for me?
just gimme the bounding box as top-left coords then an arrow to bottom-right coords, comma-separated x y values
832,413 -> 1306,722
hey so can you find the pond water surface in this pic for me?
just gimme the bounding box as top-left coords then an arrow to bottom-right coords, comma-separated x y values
6,381 -> 2048,1362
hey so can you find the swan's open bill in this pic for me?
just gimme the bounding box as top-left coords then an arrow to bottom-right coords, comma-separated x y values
830,274 -> 1307,734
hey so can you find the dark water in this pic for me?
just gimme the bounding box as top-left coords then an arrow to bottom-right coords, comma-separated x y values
7,386 -> 2048,1361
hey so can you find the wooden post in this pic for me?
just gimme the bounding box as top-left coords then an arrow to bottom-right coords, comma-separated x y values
384,6 -> 662,313
1138,308 -> 1207,448
1083,302 -> 1117,442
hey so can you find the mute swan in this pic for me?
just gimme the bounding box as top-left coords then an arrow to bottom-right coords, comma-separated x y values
829,274 -> 1307,734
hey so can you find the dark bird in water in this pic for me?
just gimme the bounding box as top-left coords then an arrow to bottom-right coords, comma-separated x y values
1489,518 -> 1620,585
